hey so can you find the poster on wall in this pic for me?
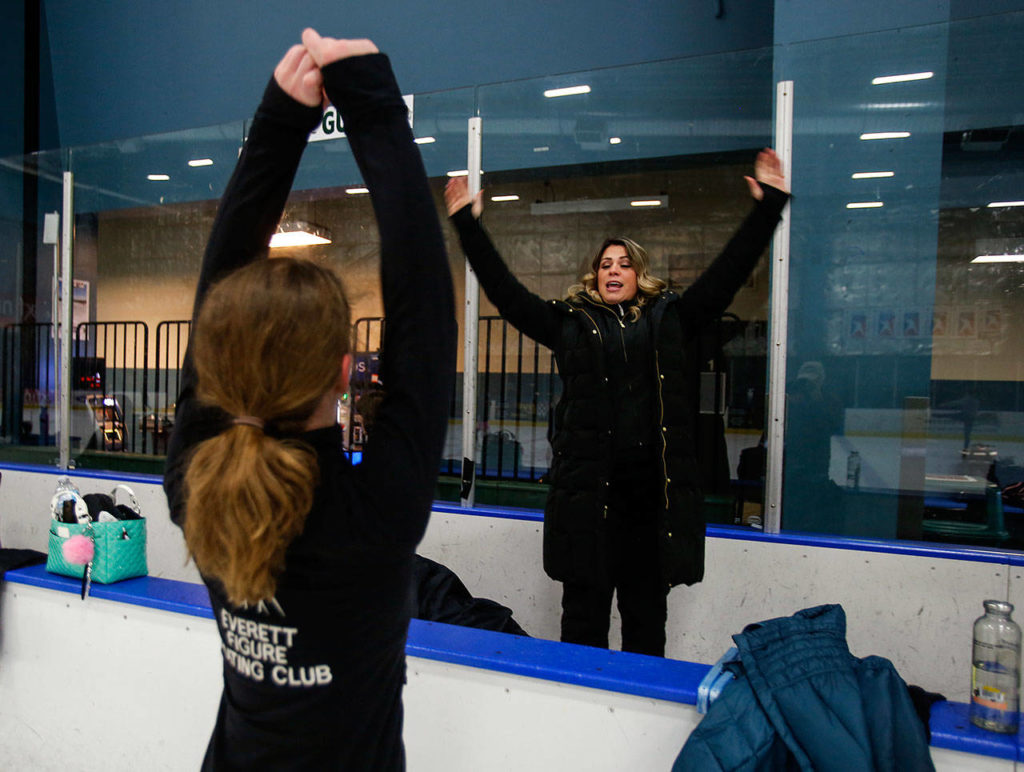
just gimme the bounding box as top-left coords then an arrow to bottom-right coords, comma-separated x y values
877,310 -> 896,338
903,310 -> 921,337
956,309 -> 976,338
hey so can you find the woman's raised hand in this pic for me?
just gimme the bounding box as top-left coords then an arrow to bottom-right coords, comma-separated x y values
301,28 -> 378,69
444,177 -> 483,219
273,44 -> 324,108
744,148 -> 789,201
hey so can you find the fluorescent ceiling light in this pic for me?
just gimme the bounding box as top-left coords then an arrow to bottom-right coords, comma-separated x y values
414,136 -> 436,145
846,201 -> 884,209
972,255 -> 1024,263
270,221 -> 332,248
533,146 -> 550,152
987,201 -> 1024,208
543,85 -> 591,98
608,137 -> 622,145
147,173 -> 170,181
872,72 -> 934,85
491,195 -> 520,202
851,171 -> 895,179
861,102 -> 932,110
860,132 -> 911,140
345,187 -> 369,195
446,169 -> 484,177
531,195 -> 668,215
188,158 -> 213,167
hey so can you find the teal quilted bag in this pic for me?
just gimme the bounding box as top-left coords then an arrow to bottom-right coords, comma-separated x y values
46,484 -> 148,585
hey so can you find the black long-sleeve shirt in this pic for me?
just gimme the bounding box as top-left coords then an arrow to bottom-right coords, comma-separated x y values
164,54 -> 456,771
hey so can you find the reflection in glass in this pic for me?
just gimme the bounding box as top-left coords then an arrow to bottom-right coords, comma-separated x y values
779,13 -> 1024,549
0,148 -> 64,463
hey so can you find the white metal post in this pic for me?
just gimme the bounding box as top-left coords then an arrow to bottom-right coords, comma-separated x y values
43,212 -> 60,455
59,172 -> 74,470
460,117 -> 483,506
764,81 -> 794,534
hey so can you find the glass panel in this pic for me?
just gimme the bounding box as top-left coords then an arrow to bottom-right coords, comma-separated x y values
282,87 -> 477,471
478,48 -> 773,171
0,147 -> 65,464
467,49 -> 774,518
58,86 -> 477,474
64,122 -> 244,471
778,12 -> 1024,548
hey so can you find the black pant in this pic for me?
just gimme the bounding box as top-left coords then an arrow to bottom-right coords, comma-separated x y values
560,469 -> 668,657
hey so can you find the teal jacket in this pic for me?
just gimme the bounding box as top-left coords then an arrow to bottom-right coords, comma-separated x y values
675,605 -> 934,771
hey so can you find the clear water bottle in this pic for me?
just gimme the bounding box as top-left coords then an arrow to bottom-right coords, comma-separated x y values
971,600 -> 1021,733
845,451 -> 861,490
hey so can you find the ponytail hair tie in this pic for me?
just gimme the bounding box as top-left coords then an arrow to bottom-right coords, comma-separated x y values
232,415 -> 265,430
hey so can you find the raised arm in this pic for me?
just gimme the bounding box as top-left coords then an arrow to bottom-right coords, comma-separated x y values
445,177 -> 562,348
680,148 -> 790,327
165,45 -> 328,525
190,46 -> 325,322
304,30 -> 457,544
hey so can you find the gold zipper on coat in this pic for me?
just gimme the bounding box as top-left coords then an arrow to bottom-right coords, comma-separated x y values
655,350 -> 669,510
580,295 -> 628,360
575,305 -> 603,344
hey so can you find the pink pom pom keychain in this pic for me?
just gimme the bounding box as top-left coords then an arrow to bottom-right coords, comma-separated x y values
62,533 -> 95,565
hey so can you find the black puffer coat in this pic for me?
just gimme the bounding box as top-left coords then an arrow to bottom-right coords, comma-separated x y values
451,185 -> 788,588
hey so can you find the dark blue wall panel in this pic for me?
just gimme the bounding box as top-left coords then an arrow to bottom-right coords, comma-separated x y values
42,0 -> 774,148
1,3 -> 25,158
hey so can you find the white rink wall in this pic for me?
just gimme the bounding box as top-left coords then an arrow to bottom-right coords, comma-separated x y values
2,463 -> 1018,703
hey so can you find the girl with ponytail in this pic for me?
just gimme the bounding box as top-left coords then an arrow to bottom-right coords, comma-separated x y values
163,29 -> 455,770
184,258 -> 351,606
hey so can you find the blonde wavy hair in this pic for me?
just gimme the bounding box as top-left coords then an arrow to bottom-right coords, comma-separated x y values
184,258 -> 351,605
566,237 -> 667,322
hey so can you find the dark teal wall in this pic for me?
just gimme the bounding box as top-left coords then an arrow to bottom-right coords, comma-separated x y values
0,3 -> 25,158
0,3 -> 26,323
41,0 -> 774,148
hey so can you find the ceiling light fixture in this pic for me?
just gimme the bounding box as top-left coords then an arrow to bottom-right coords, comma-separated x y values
860,132 -> 911,140
531,195 -> 668,215
188,158 -> 213,167
609,137 -> 622,145
491,195 -> 520,202
851,171 -> 895,179
147,173 -> 170,181
345,187 -> 369,195
972,255 -> 1024,263
447,169 -> 484,177
270,221 -> 332,248
987,201 -> 1024,208
544,85 -> 591,98
846,202 -> 884,209
414,136 -> 436,145
872,72 -> 934,85
861,102 -> 932,110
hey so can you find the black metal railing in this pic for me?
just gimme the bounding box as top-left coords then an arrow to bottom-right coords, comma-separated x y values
348,315 -> 558,482
74,321 -> 149,453
0,315 -> 563,482
0,323 -> 55,445
152,320 -> 192,454
477,316 -> 558,482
